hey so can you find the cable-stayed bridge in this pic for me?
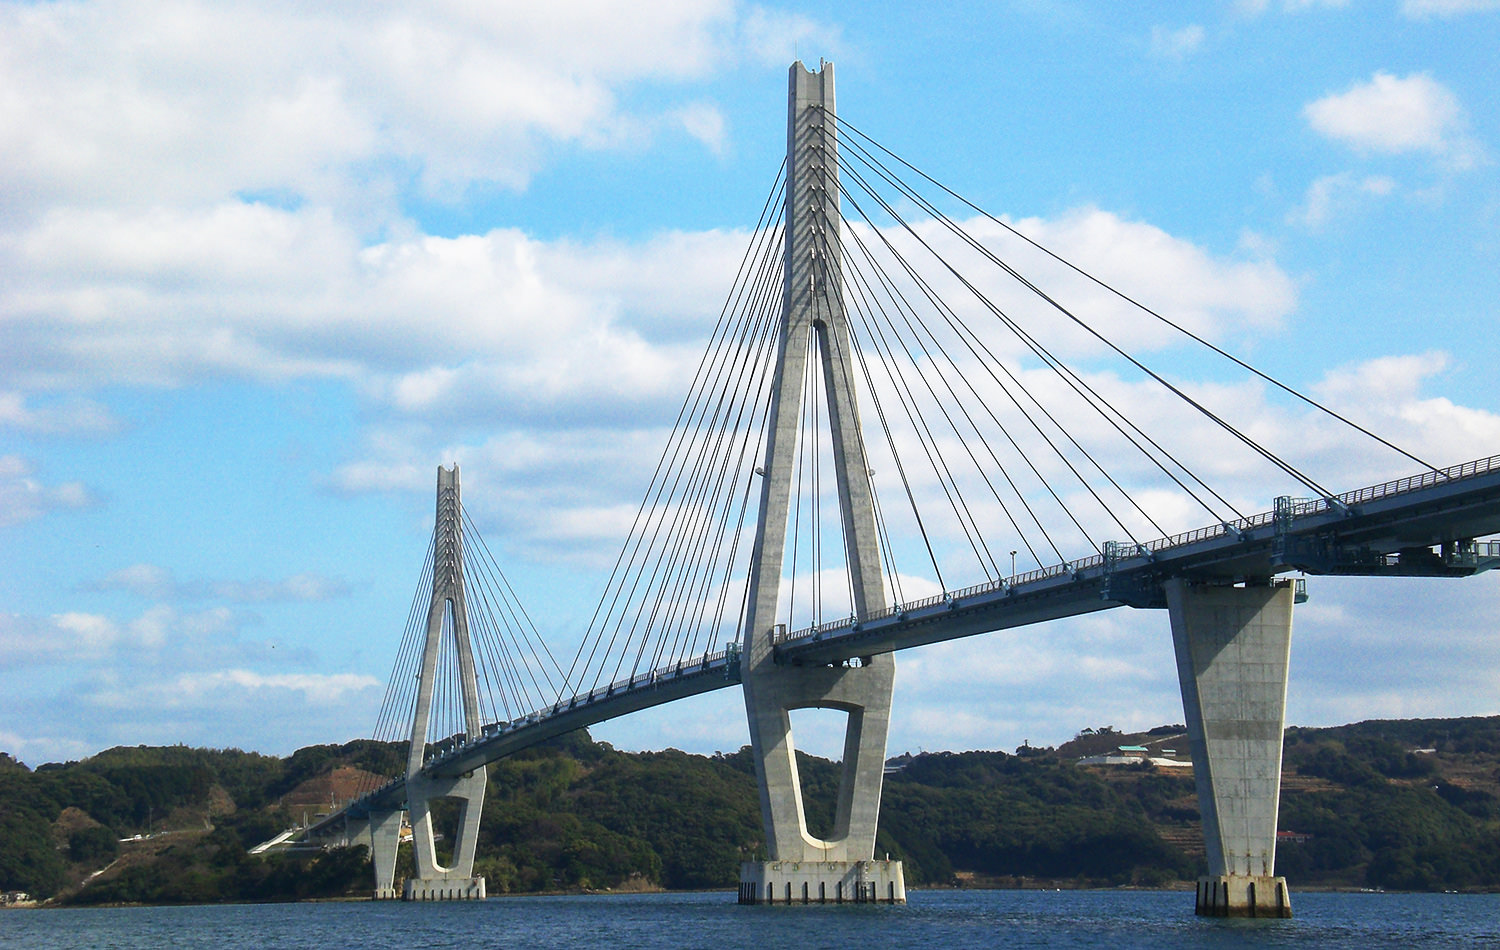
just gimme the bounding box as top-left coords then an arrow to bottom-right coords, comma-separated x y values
305,62 -> 1500,916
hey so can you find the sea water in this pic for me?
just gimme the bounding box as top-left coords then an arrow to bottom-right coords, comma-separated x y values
3,889 -> 1497,949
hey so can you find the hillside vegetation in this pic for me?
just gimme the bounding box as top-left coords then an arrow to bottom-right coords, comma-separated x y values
0,715 -> 1496,904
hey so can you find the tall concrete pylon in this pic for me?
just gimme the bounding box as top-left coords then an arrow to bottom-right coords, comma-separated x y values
375,465 -> 489,900
737,60 -> 905,905
1167,577 -> 1295,917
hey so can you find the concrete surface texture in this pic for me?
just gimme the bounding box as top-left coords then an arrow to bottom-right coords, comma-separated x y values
1167,576 -> 1295,917
736,62 -> 903,901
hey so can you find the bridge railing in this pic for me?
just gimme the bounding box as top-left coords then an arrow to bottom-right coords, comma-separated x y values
775,453 -> 1500,647
420,642 -> 740,768
330,643 -> 745,822
1332,453 -> 1500,508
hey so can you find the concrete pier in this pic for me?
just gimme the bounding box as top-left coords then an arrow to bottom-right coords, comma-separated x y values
1195,874 -> 1290,917
404,876 -> 486,901
739,859 -> 905,904
367,809 -> 403,900
404,770 -> 487,900
736,61 -> 902,903
1167,577 -> 1295,918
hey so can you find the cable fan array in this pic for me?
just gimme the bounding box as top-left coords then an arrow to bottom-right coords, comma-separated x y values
357,106 -> 1437,788
557,164 -> 791,699
358,501 -> 567,795
552,112 -> 1435,692
816,113 -> 1433,595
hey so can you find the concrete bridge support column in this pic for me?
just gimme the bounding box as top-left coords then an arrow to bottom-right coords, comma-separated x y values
368,809 -> 404,900
737,60 -> 902,904
396,465 -> 487,901
405,772 -> 487,901
1166,577 -> 1294,918
739,657 -> 906,904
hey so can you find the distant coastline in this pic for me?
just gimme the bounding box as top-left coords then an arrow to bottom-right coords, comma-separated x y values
3,713 -> 1497,906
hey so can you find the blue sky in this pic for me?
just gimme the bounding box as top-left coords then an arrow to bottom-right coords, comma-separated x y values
2,0 -> 1499,766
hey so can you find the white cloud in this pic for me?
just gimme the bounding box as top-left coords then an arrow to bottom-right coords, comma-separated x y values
2,0 -> 1494,765
0,0 -> 754,220
162,669 -> 381,706
309,203 -> 1312,577
84,564 -> 351,602
1288,172 -> 1397,228
0,667 -> 382,763
672,102 -> 730,156
3,210 -> 752,394
0,728 -> 94,767
738,5 -> 842,66
1148,24 -> 1205,60
1237,0 -> 1350,14
1303,72 -> 1483,169
0,455 -> 95,527
0,604 -> 255,669
0,392 -> 120,435
973,207 -> 1298,346
309,202 -> 1309,571
1401,0 -> 1500,17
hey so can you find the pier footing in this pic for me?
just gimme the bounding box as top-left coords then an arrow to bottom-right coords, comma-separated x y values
1195,875 -> 1292,918
403,877 -> 486,900
738,860 -> 905,904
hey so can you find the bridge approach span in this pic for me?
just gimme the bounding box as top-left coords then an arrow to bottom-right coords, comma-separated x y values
312,646 -> 743,829
315,452 -> 1500,838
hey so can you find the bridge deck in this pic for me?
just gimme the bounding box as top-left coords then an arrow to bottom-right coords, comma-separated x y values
777,453 -> 1500,665
311,648 -> 743,829
311,454 -> 1500,836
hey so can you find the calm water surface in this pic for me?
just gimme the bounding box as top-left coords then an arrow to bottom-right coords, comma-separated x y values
3,889 -> 1498,949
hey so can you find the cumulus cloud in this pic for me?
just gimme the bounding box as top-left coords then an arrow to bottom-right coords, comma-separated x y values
307,203 -> 1310,576
738,5 -> 843,66
0,589 -> 375,758
992,207 -> 1297,342
0,455 -> 95,527
2,211 -> 747,394
0,728 -> 94,768
2,0 -> 1493,765
600,565 -> 1500,759
0,604 -> 243,668
1303,72 -> 1483,169
1288,575 -> 1500,727
0,0 -> 760,218
671,102 -> 730,156
0,667 -> 382,763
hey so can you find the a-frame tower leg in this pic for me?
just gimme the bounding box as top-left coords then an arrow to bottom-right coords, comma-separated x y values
401,464 -> 487,900
737,60 -> 904,906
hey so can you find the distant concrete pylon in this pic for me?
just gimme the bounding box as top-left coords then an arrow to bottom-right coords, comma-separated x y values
375,464 -> 488,901
737,60 -> 904,905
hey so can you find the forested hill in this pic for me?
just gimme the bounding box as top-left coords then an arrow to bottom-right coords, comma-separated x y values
2,715 -> 1498,905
